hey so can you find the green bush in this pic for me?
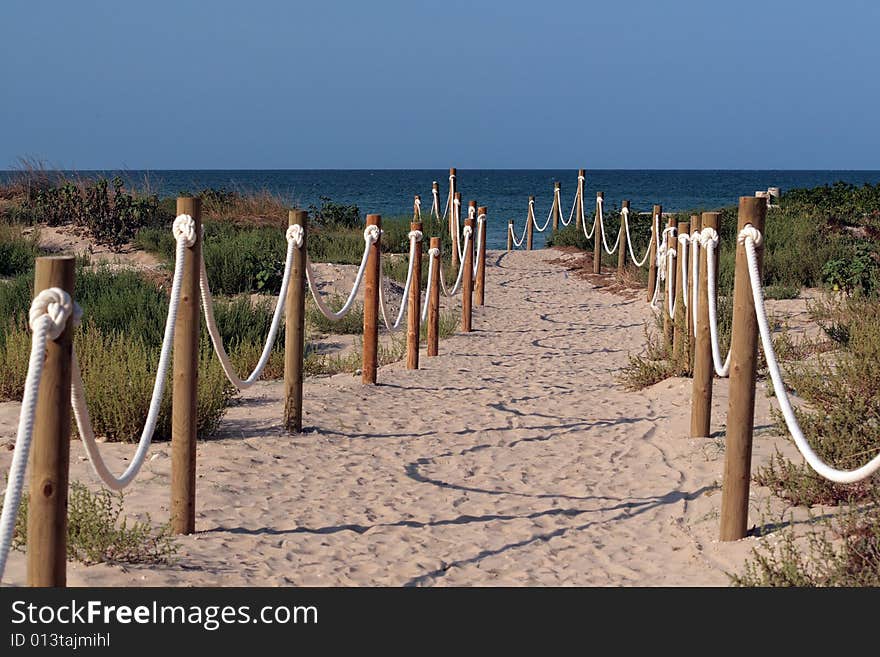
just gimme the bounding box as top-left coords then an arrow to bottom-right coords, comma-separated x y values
0,225 -> 41,276
14,481 -> 177,565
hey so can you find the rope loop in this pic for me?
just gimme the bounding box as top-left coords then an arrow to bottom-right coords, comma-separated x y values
29,287 -> 75,340
454,198 -> 461,207
463,225 -> 473,238
677,233 -> 690,246
700,226 -> 719,249
428,247 -> 440,257
172,214 -> 197,247
408,229 -> 423,242
286,224 -> 304,248
620,207 -> 629,217
477,213 -> 486,223
738,224 -> 763,247
364,224 -> 381,243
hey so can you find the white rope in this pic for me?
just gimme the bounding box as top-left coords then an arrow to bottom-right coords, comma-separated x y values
74,221 -> 195,491
596,197 -> 622,255
508,220 -> 527,248
582,208 -> 597,240
742,226 -> 880,483
442,174 -> 454,221
531,199 -> 554,233
431,185 -> 440,220
305,225 -> 378,320
421,248 -> 439,322
378,231 -> 420,331
703,228 -> 732,377
439,229 -> 472,296
472,214 -> 485,280
622,210 -> 651,267
200,227 -> 298,389
561,188 -> 577,227
452,201 -> 468,263
0,289 -> 74,582
413,196 -> 422,220
678,233 -> 690,310
691,229 -> 700,320
667,246 -> 677,317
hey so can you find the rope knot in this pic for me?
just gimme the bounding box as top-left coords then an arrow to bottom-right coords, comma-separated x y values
286,224 -> 304,248
468,206 -> 475,218
428,247 -> 440,257
172,214 -> 197,247
454,198 -> 461,207
678,233 -> 690,246
700,227 -> 720,249
620,207 -> 629,216
578,175 -> 585,182
29,287 -> 75,340
364,224 -> 381,243
477,213 -> 486,222
738,224 -> 763,247
408,229 -> 423,242
463,225 -> 474,238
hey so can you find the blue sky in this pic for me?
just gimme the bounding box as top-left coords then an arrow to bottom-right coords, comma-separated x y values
1,1 -> 878,169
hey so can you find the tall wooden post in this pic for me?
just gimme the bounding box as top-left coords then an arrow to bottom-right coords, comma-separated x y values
432,182 -> 440,219
552,182 -> 561,233
284,209 -> 307,433
427,237 -> 441,357
462,215 -> 475,332
27,256 -> 75,587
662,215 -> 676,348
688,213 -> 702,360
475,206 -> 487,306
171,196 -> 201,536
575,169 -> 585,230
447,167 -> 456,248
593,192 -> 604,274
507,220 -> 513,252
526,196 -> 535,251
406,220 -> 423,370
452,191 -> 462,270
647,204 -> 661,302
691,212 -> 719,439
617,200 -> 629,275
413,194 -> 422,221
720,197 -> 767,541
672,220 -> 689,361
362,214 -> 381,384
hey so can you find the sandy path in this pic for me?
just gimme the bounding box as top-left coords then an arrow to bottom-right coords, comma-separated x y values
1,249 -> 807,586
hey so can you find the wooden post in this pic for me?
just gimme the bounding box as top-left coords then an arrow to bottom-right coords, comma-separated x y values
552,182 -> 561,233
507,220 -> 513,252
475,206 -> 487,306
672,220 -> 689,361
447,168 -> 456,257
406,219 -> 423,370
647,204 -> 661,302
593,191 -> 604,274
452,191 -> 462,270
720,197 -> 767,541
526,196 -> 534,251
27,256 -> 75,587
413,194 -> 421,221
688,213 -> 702,360
662,215 -> 676,348
427,237 -> 441,357
691,212 -> 719,439
462,215 -> 475,332
284,209 -> 307,434
171,196 -> 201,536
575,169 -> 585,230
617,200 -> 629,275
362,214 -> 381,384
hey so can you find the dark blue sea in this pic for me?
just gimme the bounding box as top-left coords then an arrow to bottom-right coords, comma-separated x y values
4,169 -> 880,250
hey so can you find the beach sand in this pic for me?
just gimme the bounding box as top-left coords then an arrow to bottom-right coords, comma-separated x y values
0,248 -> 815,586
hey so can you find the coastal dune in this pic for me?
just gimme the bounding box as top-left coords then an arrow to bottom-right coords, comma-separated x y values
0,249 -> 805,586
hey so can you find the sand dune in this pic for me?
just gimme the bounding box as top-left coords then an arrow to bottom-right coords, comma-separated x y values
0,249 -> 812,586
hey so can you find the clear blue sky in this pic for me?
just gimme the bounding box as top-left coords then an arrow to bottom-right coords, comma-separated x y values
2,0 -> 878,169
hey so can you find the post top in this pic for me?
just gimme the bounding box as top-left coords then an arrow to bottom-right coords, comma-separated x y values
477,206 -> 487,214
468,199 -> 477,207
365,213 -> 382,224
597,191 -> 604,199
622,200 -> 630,208
35,255 -> 76,263
288,208 -> 307,222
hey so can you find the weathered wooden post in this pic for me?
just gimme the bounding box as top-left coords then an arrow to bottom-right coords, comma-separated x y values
647,204 -> 661,303
720,197 -> 767,541
662,215 -> 676,348
431,182 -> 440,219
575,169 -> 585,230
507,220 -> 513,252
462,215 -> 475,332
171,196 -> 201,536
362,214 -> 381,384
593,192 -> 604,274
452,191 -> 462,270
284,209 -> 307,433
27,256 -> 75,587
526,196 -> 535,251
406,218 -> 423,370
690,211 -> 720,439
617,200 -> 629,275
475,206 -> 487,306
427,237 -> 441,357
552,182 -> 561,233
688,213 -> 702,360
672,220 -> 689,361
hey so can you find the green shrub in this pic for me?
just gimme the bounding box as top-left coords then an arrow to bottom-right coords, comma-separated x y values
13,481 -> 177,565
0,225 -> 41,276
305,296 -> 364,335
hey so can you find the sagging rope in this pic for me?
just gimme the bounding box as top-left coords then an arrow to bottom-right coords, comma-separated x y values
305,225 -> 379,320
595,197 -> 622,255
378,230 -> 421,331
623,208 -> 652,267
439,227 -> 473,296
508,219 -> 528,248
530,198 -> 554,233
740,225 -> 880,484
430,185 -> 440,220
703,227 -> 732,376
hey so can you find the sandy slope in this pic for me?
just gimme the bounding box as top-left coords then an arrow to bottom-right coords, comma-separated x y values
1,248 -> 814,586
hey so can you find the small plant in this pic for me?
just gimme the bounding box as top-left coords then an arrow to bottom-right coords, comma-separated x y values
308,196 -> 361,229
13,481 -> 178,565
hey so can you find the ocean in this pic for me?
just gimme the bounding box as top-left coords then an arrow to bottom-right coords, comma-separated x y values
4,169 -> 880,250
